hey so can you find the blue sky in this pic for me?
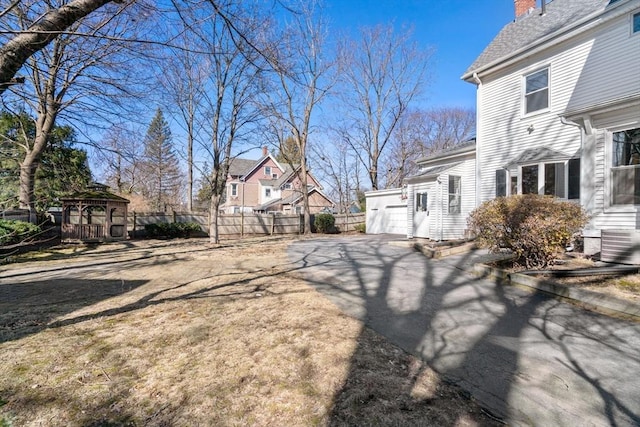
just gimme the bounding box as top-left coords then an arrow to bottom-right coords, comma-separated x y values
323,0 -> 517,109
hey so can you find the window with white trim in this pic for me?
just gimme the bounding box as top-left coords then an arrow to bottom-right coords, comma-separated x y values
524,68 -> 549,114
448,175 -> 461,214
265,188 -> 271,198
230,183 -> 238,197
633,12 -> 640,34
496,170 -> 507,197
264,166 -> 271,176
519,160 -> 579,199
611,127 -> 640,205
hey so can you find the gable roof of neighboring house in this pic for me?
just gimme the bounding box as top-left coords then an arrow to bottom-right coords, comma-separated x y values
242,154 -> 284,179
462,0 -> 618,80
253,186 -> 334,211
227,154 -> 286,180
280,186 -> 333,206
228,158 -> 258,177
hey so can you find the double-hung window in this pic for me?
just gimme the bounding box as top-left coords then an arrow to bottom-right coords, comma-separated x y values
230,183 -> 238,197
265,188 -> 271,198
448,175 -> 461,214
633,12 -> 640,34
524,68 -> 549,114
611,127 -> 640,205
264,166 -> 272,176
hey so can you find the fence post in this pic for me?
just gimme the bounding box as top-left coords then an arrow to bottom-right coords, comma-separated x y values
241,211 -> 244,237
173,210 -> 177,223
271,214 -> 275,236
132,211 -> 137,238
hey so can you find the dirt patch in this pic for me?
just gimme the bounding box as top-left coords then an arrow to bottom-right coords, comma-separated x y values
0,236 -> 500,426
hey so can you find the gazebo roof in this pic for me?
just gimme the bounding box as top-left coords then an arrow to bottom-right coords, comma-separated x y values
60,184 -> 130,203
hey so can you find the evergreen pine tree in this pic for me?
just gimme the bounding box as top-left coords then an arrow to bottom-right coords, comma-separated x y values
142,108 -> 182,211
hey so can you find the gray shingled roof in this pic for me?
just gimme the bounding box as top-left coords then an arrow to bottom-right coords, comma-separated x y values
415,138 -> 476,165
228,158 -> 259,177
463,0 -> 613,78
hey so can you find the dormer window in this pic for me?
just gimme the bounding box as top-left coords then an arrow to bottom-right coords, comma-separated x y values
264,166 -> 271,176
524,68 -> 549,114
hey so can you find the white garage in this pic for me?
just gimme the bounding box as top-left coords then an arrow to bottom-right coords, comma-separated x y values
365,188 -> 408,235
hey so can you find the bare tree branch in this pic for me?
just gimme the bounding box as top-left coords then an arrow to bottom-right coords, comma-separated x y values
0,0 -> 124,94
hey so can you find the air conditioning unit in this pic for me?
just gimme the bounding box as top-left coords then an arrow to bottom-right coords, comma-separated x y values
601,230 -> 640,264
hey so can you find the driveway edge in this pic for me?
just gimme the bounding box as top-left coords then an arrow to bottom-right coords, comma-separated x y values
470,263 -> 640,321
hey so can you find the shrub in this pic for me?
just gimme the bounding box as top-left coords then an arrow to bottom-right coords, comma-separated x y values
467,194 -> 589,269
314,213 -> 336,234
0,219 -> 41,245
354,223 -> 366,233
144,222 -> 202,238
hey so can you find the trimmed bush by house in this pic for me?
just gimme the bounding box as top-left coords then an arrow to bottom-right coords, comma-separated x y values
467,194 -> 589,269
0,219 -> 41,245
144,222 -> 202,238
314,213 -> 336,234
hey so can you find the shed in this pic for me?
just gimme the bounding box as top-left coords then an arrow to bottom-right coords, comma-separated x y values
60,184 -> 130,243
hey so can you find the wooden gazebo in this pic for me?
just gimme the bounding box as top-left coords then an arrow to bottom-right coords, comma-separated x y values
61,184 -> 130,243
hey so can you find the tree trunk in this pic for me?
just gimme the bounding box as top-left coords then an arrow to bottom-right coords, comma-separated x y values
0,0 -> 120,94
209,193 -> 221,244
300,155 -> 311,235
18,157 -> 38,222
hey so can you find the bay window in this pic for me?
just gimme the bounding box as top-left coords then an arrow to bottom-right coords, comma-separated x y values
517,159 -> 579,199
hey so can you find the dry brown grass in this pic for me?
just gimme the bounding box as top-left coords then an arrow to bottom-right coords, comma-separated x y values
0,237 -> 499,426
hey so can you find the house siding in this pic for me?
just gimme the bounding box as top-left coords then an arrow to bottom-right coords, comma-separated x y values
441,161 -> 476,240
474,2 -> 640,253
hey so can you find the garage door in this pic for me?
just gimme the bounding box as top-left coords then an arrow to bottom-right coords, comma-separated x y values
383,206 -> 407,235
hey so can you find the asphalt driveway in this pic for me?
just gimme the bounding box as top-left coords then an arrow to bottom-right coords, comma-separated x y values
288,235 -> 640,427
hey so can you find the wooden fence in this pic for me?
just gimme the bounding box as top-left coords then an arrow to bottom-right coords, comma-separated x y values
128,211 -> 365,237
333,213 -> 365,233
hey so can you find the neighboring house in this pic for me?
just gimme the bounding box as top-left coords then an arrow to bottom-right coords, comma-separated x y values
462,0 -> 640,255
220,147 -> 334,214
365,140 -> 476,239
406,139 -> 476,240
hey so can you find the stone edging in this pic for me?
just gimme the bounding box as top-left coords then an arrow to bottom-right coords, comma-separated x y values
471,263 -> 640,321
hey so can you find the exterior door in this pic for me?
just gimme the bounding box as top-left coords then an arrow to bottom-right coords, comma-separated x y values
413,191 -> 430,238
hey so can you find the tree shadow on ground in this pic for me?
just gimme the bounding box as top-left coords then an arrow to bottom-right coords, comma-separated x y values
0,278 -> 149,343
289,236 -> 640,426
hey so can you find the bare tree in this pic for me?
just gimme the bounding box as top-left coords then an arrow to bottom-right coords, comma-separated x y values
174,2 -> 265,243
0,0 -> 127,93
337,24 -> 434,190
161,32 -> 209,212
259,0 -> 334,233
310,137 -> 358,214
1,0 -> 146,220
95,123 -> 144,194
381,107 -> 476,187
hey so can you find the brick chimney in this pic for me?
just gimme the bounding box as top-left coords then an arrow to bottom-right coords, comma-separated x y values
262,146 -> 268,157
514,0 -> 536,18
